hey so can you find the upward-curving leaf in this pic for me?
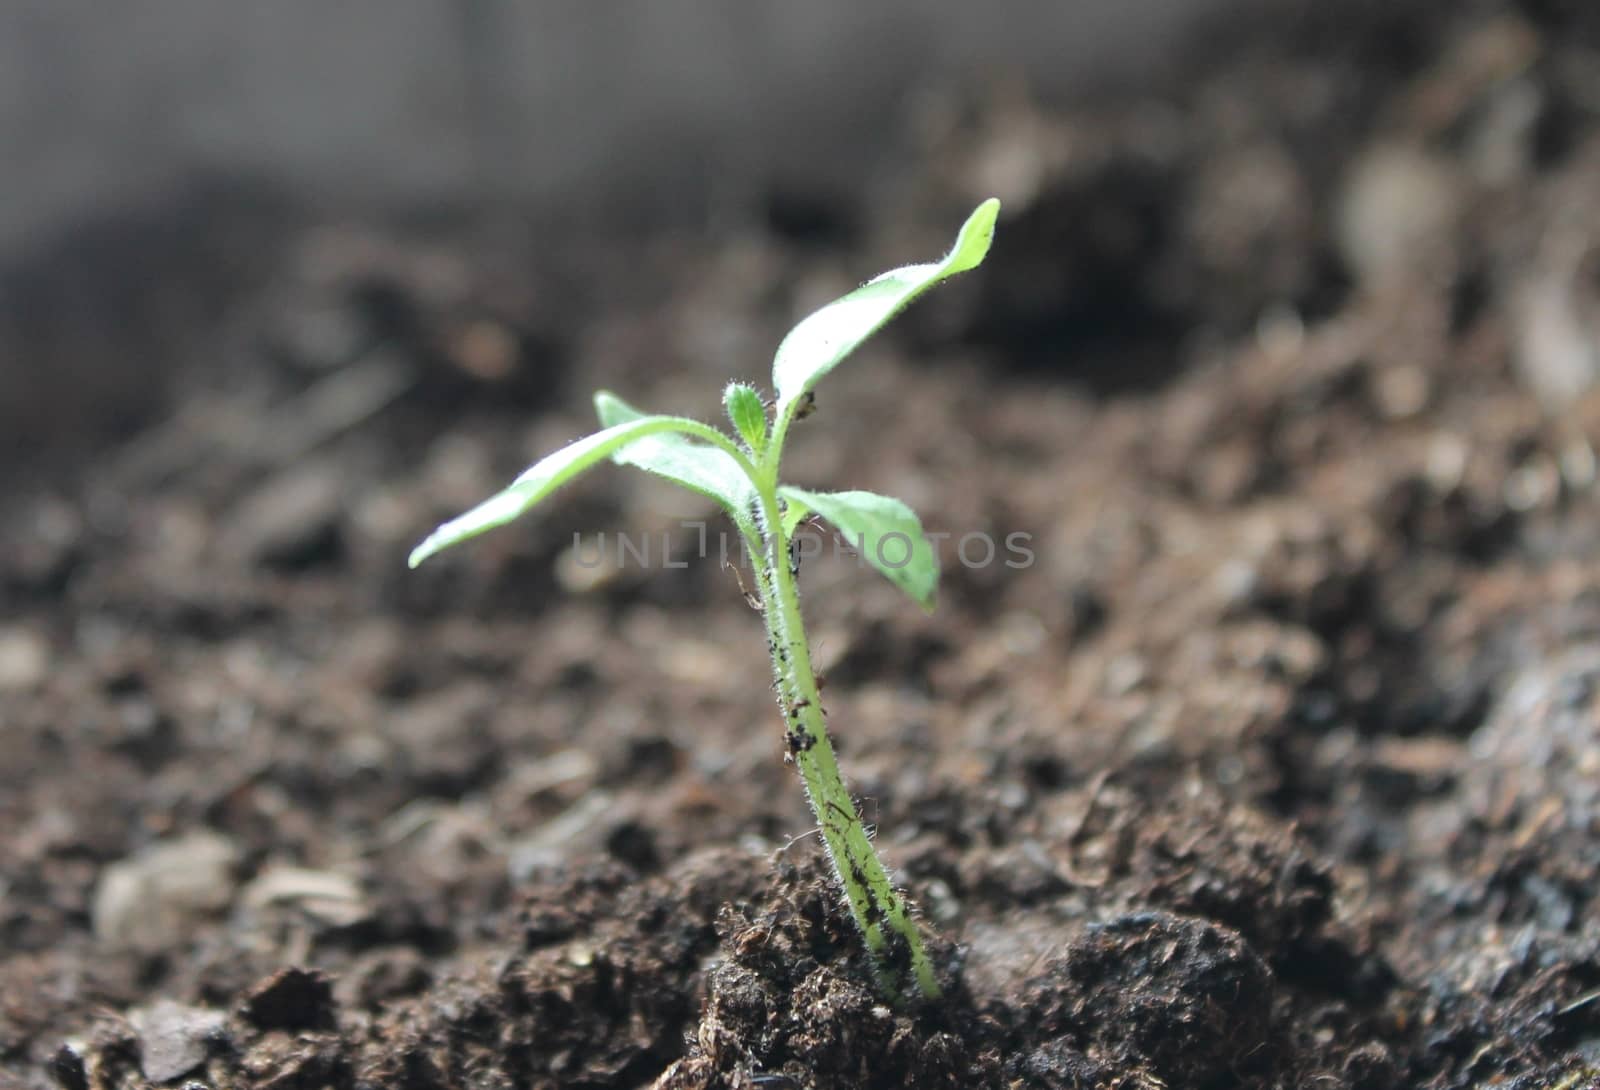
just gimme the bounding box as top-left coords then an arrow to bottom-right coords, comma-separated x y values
409,415 -> 743,568
771,198 -> 999,430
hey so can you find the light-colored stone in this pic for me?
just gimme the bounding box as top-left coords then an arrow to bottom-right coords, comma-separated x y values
240,865 -> 371,930
1336,144 -> 1463,285
92,831 -> 240,950
129,1000 -> 226,1083
0,627 -> 48,692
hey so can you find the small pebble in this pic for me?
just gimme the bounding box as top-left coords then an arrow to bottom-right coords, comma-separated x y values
129,1000 -> 226,1082
0,627 -> 48,691
92,831 -> 239,950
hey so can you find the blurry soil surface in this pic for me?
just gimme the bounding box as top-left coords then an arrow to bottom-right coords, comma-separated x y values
8,2 -> 1600,1087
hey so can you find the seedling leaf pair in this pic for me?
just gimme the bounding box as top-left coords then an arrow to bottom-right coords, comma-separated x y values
408,197 -> 999,616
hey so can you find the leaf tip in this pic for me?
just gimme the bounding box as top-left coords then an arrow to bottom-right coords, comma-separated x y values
593,390 -> 624,424
949,198 -> 1001,274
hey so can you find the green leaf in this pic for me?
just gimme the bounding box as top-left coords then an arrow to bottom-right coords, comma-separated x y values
771,198 -> 999,427
409,414 -> 743,568
594,392 -> 756,529
779,486 -> 939,611
723,382 -> 768,454
780,494 -> 812,537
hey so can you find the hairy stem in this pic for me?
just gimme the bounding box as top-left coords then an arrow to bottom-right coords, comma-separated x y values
752,480 -> 940,1001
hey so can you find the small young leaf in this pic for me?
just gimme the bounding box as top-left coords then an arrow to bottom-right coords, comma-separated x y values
772,198 -> 999,428
594,392 -> 756,530
779,486 -> 939,610
410,415 -> 741,568
723,382 -> 768,454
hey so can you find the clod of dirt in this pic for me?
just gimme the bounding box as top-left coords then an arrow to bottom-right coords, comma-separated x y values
1133,798 -> 1340,970
90,830 -> 240,950
1340,1041 -> 1399,1090
241,967 -> 337,1032
514,859 -> 635,948
1411,643 -> 1600,938
1012,1038 -> 1110,1090
333,947 -> 433,1009
659,875 -> 997,1090
239,1029 -> 344,1089
1025,911 -> 1276,1088
50,1042 -> 90,1090
127,1000 -> 226,1083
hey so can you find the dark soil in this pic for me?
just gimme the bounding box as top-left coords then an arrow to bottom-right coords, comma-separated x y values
7,3 -> 1600,1088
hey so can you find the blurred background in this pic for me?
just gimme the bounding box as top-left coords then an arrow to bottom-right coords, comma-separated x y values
0,0 -> 1238,476
2,0 -> 1227,247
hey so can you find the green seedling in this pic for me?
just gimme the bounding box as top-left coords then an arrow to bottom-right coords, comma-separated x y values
409,199 -> 1000,1001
